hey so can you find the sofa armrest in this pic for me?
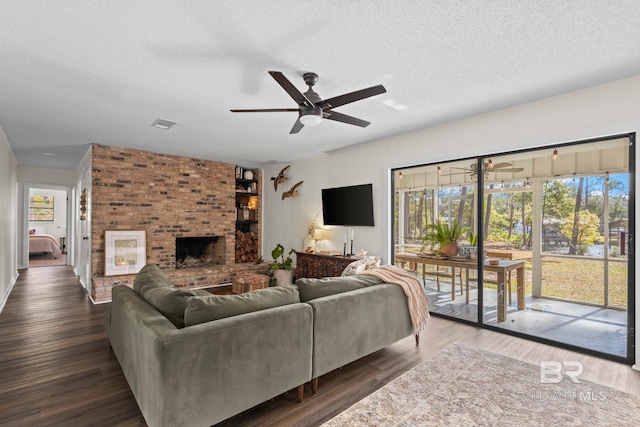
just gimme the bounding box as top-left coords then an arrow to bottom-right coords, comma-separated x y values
307,283 -> 412,379
108,285 -> 313,427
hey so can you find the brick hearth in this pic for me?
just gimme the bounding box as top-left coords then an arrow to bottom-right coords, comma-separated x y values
90,144 -> 266,302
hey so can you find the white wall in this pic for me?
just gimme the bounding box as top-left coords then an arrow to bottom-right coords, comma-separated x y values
18,166 -> 77,186
262,74 -> 640,367
0,126 -> 18,313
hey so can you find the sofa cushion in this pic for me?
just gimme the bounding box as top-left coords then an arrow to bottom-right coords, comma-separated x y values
142,286 -> 194,328
133,264 -> 174,294
132,264 -> 193,328
295,275 -> 384,302
184,286 -> 300,327
191,289 -> 212,296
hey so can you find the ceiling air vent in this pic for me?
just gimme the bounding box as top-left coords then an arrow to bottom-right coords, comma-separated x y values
151,118 -> 176,130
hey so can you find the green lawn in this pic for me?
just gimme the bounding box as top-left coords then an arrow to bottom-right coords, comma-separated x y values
494,252 -> 628,309
539,256 -> 628,308
396,246 -> 629,309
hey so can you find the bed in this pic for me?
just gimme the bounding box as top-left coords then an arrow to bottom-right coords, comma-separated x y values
29,228 -> 62,258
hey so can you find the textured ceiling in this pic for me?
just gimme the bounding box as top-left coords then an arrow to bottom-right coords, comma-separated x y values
2,1 -> 640,170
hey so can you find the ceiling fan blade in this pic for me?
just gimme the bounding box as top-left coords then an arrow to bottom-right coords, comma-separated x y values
492,162 -> 513,169
492,167 -> 524,173
323,111 -> 370,127
317,85 -> 387,110
230,108 -> 300,112
289,119 -> 304,134
268,71 -> 314,107
441,172 -> 470,177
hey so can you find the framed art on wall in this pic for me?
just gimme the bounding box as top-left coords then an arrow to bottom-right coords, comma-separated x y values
104,230 -> 146,276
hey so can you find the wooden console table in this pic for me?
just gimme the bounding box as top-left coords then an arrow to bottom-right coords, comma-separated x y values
295,252 -> 358,279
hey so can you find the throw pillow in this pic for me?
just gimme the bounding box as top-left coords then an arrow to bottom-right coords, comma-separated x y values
341,256 -> 382,276
184,286 -> 300,327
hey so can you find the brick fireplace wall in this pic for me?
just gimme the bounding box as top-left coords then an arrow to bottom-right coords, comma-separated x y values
90,144 -> 265,302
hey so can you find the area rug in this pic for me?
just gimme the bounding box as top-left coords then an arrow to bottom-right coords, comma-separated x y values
322,342 -> 640,426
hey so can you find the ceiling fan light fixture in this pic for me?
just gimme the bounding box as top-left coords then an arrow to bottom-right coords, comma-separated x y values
299,109 -> 322,126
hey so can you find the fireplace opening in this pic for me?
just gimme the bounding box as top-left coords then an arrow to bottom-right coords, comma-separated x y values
175,236 -> 225,269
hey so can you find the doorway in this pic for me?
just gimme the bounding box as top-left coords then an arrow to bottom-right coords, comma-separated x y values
24,185 -> 72,268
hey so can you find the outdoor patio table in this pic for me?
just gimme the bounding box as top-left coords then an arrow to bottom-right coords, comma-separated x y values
394,252 -> 525,322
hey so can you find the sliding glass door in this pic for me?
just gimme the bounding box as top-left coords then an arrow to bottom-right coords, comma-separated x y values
392,134 -> 634,363
394,159 -> 478,322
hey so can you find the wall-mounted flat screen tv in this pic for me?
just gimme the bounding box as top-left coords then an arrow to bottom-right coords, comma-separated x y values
321,184 -> 374,226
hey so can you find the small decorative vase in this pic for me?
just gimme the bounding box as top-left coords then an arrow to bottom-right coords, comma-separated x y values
302,234 -> 315,253
243,170 -> 254,180
458,244 -> 476,259
273,269 -> 294,286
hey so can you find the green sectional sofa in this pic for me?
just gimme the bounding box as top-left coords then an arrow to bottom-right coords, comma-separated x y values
296,275 -> 414,393
105,265 -> 415,427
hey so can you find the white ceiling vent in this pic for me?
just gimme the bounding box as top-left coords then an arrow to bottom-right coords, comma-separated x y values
151,118 -> 176,130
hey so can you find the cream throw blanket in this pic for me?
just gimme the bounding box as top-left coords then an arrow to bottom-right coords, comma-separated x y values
359,265 -> 429,334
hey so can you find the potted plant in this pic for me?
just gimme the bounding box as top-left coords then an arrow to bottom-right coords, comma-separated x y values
269,243 -> 296,286
468,231 -> 478,247
422,220 -> 468,257
459,231 -> 479,259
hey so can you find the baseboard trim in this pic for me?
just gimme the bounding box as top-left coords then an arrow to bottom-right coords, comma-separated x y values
88,294 -> 110,305
0,271 -> 19,315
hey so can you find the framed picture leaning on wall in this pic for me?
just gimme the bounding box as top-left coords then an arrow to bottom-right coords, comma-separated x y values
104,230 -> 146,276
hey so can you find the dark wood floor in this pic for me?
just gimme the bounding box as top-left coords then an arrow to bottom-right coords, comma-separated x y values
0,266 -> 144,426
1,266 -> 638,426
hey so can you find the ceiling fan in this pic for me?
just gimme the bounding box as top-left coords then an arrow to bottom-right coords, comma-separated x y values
445,160 -> 524,180
230,71 -> 386,134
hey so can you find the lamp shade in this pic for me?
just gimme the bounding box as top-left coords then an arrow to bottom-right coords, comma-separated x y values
313,228 -> 329,241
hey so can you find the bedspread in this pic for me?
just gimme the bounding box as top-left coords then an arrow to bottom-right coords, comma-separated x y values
29,234 -> 62,257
